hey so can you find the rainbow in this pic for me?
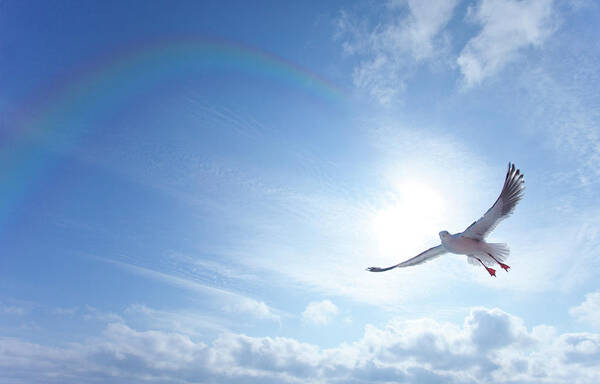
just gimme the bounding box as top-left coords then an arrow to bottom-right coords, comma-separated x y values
1,37 -> 346,227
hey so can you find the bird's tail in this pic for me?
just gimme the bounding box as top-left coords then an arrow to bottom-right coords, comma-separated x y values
468,243 -> 509,267
483,242 -> 510,263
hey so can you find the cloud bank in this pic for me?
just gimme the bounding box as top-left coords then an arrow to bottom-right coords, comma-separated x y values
2,306 -> 600,383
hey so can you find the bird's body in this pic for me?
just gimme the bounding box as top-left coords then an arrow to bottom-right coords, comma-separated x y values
367,163 -> 524,277
440,233 -> 480,255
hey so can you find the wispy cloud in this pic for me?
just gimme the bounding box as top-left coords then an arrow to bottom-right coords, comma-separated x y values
125,304 -> 231,335
81,305 -> 124,324
246,126 -> 495,308
336,0 -> 459,103
52,307 -> 79,316
336,0 -> 563,101
96,257 -> 285,322
517,66 -> 600,188
461,205 -> 600,294
458,0 -> 557,86
0,304 -> 26,316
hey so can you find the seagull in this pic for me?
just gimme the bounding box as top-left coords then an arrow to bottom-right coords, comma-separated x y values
367,163 -> 525,277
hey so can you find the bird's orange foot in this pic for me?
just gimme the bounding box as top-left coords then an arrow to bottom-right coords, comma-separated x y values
499,263 -> 510,272
486,267 -> 496,277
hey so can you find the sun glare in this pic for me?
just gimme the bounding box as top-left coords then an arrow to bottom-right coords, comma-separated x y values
371,180 -> 447,259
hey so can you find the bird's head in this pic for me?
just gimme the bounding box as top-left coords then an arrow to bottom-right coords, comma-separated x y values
439,231 -> 450,240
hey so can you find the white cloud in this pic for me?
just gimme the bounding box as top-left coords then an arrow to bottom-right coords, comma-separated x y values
2,307 -> 600,383
458,0 -> 557,86
223,298 -> 281,322
302,300 -> 339,325
570,291 -> 600,328
336,0 -> 459,103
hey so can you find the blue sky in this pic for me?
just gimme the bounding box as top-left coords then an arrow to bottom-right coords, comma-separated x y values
2,0 -> 600,383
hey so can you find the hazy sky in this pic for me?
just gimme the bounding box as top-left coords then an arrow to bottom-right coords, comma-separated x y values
2,1 -> 600,383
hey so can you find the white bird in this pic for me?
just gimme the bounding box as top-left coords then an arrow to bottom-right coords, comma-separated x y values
367,163 -> 525,277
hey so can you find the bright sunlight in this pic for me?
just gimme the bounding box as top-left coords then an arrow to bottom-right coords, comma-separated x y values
371,180 -> 447,259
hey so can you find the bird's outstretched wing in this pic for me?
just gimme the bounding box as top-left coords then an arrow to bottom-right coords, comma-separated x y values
462,162 -> 525,240
366,245 -> 446,272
